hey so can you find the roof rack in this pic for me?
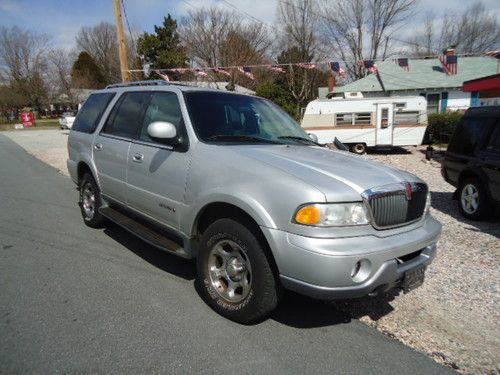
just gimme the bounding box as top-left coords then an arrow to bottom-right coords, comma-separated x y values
105,80 -> 170,89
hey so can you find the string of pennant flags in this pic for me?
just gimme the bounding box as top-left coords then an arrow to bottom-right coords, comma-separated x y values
134,52 -> 463,82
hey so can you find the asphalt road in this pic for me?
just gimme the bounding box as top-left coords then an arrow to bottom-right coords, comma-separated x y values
0,134 -> 453,374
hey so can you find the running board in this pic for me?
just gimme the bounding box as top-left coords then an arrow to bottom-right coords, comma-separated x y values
99,206 -> 188,257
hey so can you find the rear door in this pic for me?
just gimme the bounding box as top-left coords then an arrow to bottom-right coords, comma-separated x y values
126,91 -> 190,229
93,91 -> 151,204
481,121 -> 500,201
376,103 -> 393,145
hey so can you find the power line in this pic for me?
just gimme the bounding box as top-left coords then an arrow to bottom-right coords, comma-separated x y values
121,0 -> 136,49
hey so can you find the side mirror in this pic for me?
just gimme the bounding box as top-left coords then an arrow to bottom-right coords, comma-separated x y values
147,121 -> 177,142
308,133 -> 318,143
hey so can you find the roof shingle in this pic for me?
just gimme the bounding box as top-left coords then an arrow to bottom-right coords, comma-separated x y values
333,56 -> 498,93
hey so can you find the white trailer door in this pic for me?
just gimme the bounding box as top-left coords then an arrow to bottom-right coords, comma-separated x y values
376,104 -> 393,145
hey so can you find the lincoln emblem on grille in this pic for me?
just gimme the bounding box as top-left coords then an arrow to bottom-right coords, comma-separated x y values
405,182 -> 413,201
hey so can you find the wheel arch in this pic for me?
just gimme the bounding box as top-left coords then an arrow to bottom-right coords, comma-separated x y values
192,201 -> 281,283
458,168 -> 491,197
76,160 -> 101,189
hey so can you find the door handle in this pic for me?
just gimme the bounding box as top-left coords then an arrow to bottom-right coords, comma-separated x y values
132,153 -> 144,162
94,143 -> 103,151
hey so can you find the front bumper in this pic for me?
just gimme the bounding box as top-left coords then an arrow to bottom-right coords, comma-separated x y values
261,215 -> 441,299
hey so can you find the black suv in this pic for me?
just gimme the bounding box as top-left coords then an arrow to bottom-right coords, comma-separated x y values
441,106 -> 500,220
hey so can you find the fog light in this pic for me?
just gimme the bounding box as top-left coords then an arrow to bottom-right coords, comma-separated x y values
351,259 -> 372,283
351,261 -> 361,278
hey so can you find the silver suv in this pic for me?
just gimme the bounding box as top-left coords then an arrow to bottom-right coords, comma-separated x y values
67,81 -> 442,323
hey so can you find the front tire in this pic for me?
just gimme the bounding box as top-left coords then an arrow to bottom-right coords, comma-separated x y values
79,173 -> 108,228
197,218 -> 281,323
458,177 -> 491,220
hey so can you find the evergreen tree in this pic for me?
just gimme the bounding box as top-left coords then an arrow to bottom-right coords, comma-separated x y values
71,51 -> 105,89
137,14 -> 189,76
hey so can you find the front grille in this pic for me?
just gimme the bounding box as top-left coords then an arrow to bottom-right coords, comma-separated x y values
362,183 -> 427,229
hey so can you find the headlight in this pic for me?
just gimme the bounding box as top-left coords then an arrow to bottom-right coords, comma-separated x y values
294,202 -> 369,226
424,191 -> 431,214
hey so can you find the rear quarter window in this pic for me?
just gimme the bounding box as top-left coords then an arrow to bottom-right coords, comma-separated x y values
72,92 -> 116,133
448,116 -> 495,156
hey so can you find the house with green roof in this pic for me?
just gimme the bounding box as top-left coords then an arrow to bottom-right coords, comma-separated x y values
328,56 -> 499,113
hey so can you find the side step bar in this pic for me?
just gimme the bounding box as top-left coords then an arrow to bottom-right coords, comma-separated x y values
99,206 -> 189,258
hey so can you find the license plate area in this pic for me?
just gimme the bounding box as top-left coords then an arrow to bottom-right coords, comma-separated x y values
402,265 -> 426,293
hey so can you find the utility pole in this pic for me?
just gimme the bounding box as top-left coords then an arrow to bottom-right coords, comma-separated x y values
113,0 -> 131,82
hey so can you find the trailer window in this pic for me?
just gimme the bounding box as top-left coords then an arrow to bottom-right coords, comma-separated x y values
336,113 -> 354,125
354,113 -> 371,125
394,111 -> 420,125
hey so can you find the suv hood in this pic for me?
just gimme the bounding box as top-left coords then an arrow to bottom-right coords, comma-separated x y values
231,145 -> 421,202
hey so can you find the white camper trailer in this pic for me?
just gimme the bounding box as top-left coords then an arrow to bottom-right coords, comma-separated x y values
301,95 -> 428,154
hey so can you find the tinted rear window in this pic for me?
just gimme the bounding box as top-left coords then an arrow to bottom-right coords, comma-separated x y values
448,116 -> 495,156
102,92 -> 152,138
72,93 -> 115,133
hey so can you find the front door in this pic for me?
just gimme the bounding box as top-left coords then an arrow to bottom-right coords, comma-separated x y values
376,104 -> 393,145
126,91 -> 190,230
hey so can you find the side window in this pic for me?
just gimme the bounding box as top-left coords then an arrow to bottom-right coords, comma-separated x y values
72,93 -> 115,133
102,92 -> 151,138
487,122 -> 500,152
336,113 -> 353,125
139,92 -> 184,142
448,117 -> 495,156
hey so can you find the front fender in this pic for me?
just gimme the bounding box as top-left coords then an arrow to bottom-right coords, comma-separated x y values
181,190 -> 280,237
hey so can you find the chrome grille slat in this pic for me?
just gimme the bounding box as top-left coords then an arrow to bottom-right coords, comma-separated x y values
362,183 -> 427,229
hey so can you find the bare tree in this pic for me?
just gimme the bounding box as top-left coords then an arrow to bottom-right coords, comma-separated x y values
76,22 -> 121,84
0,26 -> 51,110
277,0 -> 324,110
47,49 -> 76,105
180,7 -> 270,86
410,1 -> 499,56
318,0 -> 417,79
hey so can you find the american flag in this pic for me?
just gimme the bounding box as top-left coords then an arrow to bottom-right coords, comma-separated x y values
238,66 -> 254,80
155,70 -> 170,82
329,62 -> 346,77
268,65 -> 285,73
297,63 -> 316,69
438,54 -> 458,75
395,58 -> 410,72
360,60 -> 378,74
213,67 -> 231,77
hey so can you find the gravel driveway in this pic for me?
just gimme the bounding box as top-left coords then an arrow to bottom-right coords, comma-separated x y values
335,147 -> 499,374
4,130 -> 499,374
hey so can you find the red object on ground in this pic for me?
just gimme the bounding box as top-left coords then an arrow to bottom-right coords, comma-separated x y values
20,112 -> 35,127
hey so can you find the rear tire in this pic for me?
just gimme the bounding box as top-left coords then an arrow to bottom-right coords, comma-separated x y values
350,143 -> 367,155
457,177 -> 491,220
79,173 -> 108,228
197,218 -> 281,323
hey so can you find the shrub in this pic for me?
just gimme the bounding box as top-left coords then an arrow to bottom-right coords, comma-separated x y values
427,112 -> 463,136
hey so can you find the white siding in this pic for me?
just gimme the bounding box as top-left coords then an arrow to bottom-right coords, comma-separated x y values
447,91 -> 470,110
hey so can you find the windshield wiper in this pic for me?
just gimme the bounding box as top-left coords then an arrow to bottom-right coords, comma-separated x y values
205,135 -> 283,144
277,136 -> 321,146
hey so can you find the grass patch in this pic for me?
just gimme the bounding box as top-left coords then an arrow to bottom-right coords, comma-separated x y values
0,120 -> 60,131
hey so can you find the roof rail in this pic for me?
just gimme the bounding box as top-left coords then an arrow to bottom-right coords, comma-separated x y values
105,80 -> 170,89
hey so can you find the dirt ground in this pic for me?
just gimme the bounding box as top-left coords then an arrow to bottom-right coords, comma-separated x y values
4,130 -> 499,374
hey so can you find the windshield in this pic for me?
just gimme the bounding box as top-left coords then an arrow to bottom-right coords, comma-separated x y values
183,91 -> 313,145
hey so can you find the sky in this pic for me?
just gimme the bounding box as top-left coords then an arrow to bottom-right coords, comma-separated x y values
0,0 -> 499,52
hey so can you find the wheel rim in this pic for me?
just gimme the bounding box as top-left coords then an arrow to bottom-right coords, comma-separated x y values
461,183 -> 479,214
81,182 -> 96,219
207,239 -> 252,304
354,144 -> 365,153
